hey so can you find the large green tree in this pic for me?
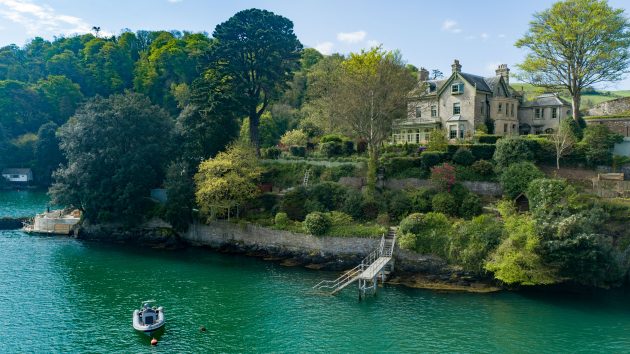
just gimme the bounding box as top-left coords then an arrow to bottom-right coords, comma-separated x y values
516,0 -> 630,120
211,8 -> 303,154
50,93 -> 174,223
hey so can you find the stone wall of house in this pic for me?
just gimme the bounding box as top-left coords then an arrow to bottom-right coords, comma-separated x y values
587,97 -> 630,116
585,118 -> 630,138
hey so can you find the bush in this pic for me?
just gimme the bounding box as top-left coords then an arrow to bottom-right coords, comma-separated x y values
447,144 -> 496,161
320,141 -> 343,157
343,140 -> 355,155
420,151 -> 446,170
398,213 -> 424,235
382,157 -> 423,178
430,163 -> 456,191
308,182 -> 348,211
459,193 -> 483,219
280,186 -> 308,221
342,190 -> 364,220
453,148 -> 475,166
449,215 -> 504,273
580,125 -> 623,166
471,160 -> 494,176
320,164 -> 356,181
262,147 -> 281,159
280,129 -> 308,147
386,191 -> 412,221
478,135 -> 502,144
357,140 -> 367,154
274,212 -> 289,227
499,161 -> 545,199
398,232 -> 417,250
432,192 -> 457,216
399,212 -> 451,257
376,212 -> 390,226
303,212 -> 331,235
427,129 -> 449,152
320,134 -> 344,143
409,188 -> 436,212
494,137 -> 534,169
361,200 -> 380,221
328,211 -> 353,226
289,145 -> 306,157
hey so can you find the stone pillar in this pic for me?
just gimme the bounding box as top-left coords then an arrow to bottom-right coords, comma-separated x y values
451,59 -> 462,74
419,67 -> 429,81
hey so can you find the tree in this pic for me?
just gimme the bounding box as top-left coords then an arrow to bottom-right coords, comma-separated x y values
430,69 -> 444,79
34,122 -> 64,186
36,75 -> 84,125
516,0 -> 630,121
426,128 -> 449,152
162,160 -> 196,232
493,137 -> 534,169
279,129 -> 307,147
50,93 -> 174,224
324,47 -> 416,196
194,144 -> 262,219
211,9 -> 303,155
449,215 -> 504,273
579,124 -> 623,166
550,119 -> 576,169
499,162 -> 545,199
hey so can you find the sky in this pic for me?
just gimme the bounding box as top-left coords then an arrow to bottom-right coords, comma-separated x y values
1,0 -> 630,88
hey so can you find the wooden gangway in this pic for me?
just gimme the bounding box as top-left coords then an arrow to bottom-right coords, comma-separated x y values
313,227 -> 396,297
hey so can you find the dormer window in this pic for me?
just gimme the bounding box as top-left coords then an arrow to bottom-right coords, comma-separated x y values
451,82 -> 464,94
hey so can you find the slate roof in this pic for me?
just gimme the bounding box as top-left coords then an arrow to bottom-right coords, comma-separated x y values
459,73 -> 492,92
521,93 -> 571,107
2,168 -> 32,175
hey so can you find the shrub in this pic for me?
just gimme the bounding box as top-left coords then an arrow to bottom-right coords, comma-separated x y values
420,152 -> 445,170
356,140 -> 367,154
361,200 -> 380,221
342,190 -> 364,220
478,135 -> 502,144
262,147 -> 281,159
459,193 -> 483,219
280,186 -> 308,221
320,141 -> 343,157
280,129 -> 308,147
398,213 -> 424,235
450,183 -> 470,205
409,188 -> 436,212
432,192 -> 457,216
399,212 -> 451,257
382,157 -> 423,178
453,148 -> 475,166
343,140 -> 355,155
448,215 -> 504,273
387,191 -> 412,221
427,129 -> 449,152
320,134 -> 344,143
303,212 -> 331,235
328,211 -> 353,226
447,144 -> 496,161
499,161 -> 545,199
494,137 -> 534,169
320,164 -> 356,181
580,125 -> 623,166
376,213 -> 390,226
471,160 -> 494,176
308,182 -> 348,211
289,145 -> 306,157
298,121 -> 323,139
274,212 -> 289,227
398,232 -> 417,250
430,163 -> 456,191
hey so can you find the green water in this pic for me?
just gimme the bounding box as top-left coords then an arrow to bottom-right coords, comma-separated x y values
1,192 -> 630,353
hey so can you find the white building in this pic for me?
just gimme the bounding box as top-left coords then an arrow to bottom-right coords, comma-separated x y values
2,168 -> 33,183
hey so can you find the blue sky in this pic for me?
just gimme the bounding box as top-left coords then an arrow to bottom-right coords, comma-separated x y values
1,0 -> 630,88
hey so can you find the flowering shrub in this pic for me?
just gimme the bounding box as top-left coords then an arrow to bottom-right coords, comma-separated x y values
430,163 -> 456,191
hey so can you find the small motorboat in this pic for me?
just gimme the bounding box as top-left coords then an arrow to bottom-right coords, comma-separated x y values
133,302 -> 165,333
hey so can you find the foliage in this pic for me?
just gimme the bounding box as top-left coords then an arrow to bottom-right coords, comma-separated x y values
303,211 -> 331,235
499,162 -> 545,199
431,192 -> 457,216
579,124 -> 623,166
477,135 -> 502,144
398,232 -> 417,251
452,148 -> 475,166
307,182 -> 348,211
289,146 -> 306,157
382,157 -> 423,178
360,199 -> 380,221
50,93 -> 173,224
386,190 -> 412,222
493,137 -> 534,169
449,215 -> 504,273
280,186 -> 309,221
447,144 -> 496,161
195,144 -> 263,218
274,212 -> 289,227
420,151 -> 446,170
34,121 -> 64,185
550,119 -> 577,169
430,163 -> 457,192
163,160 -> 195,231
516,0 -> 630,121
459,193 -> 483,220
342,189 -> 364,220
280,129 -> 308,147
211,9 -> 303,153
320,141 -> 344,157
399,212 -> 451,257
426,129 -> 448,152
320,134 -> 344,143
408,187 -> 436,213
328,211 -> 354,226
262,147 -> 281,159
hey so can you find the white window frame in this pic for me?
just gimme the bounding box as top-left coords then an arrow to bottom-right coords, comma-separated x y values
431,105 -> 437,117
552,108 -> 558,119
534,108 -> 541,119
451,82 -> 464,94
453,102 -> 461,115
415,107 -> 421,118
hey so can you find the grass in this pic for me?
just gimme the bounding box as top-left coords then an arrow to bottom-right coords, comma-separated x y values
511,83 -> 630,109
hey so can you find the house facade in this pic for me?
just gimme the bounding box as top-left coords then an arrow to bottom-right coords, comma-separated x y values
1,168 -> 33,183
518,93 -> 572,134
392,60 -> 571,143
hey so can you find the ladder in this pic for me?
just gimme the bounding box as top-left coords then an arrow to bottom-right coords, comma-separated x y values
303,169 -> 311,187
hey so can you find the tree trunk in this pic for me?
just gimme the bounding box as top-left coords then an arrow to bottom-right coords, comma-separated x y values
249,113 -> 260,156
556,153 -> 560,170
366,145 -> 378,199
571,94 -> 581,122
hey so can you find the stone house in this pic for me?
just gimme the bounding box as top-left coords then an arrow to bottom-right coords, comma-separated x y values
392,60 -> 571,143
1,168 -> 33,183
518,93 -> 572,134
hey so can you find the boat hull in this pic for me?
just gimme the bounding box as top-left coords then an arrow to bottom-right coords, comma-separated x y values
133,307 -> 165,333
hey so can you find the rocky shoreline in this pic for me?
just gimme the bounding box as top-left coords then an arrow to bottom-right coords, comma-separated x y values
72,219 -> 501,293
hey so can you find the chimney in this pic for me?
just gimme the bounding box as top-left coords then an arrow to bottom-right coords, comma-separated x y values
496,64 -> 510,84
451,59 -> 462,74
419,67 -> 429,81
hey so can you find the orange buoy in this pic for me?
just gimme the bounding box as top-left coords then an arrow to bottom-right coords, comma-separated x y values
151,338 -> 158,346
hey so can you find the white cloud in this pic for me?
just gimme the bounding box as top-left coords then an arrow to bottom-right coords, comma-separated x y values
465,35 -> 476,40
498,34 -> 506,38
480,33 -> 489,40
314,41 -> 334,55
167,0 -> 183,3
336,30 -> 366,43
0,0 -> 111,37
441,19 -> 462,34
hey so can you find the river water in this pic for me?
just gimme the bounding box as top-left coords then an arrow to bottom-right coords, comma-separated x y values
1,191 -> 629,353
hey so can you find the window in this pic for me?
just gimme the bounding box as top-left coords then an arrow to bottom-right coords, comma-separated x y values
534,108 -> 541,119
512,124 -> 516,130
453,102 -> 461,115
10,174 -> 19,179
449,126 -> 457,139
552,108 -> 558,119
511,104 -> 515,117
415,129 -> 420,143
498,103 -> 502,113
451,83 -> 464,94
431,105 -> 437,117
415,107 -> 421,118
480,105 -> 484,116
504,123 -> 508,133
459,125 -> 465,139
424,128 -> 430,142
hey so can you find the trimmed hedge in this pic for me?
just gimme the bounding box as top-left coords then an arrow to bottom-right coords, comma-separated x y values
421,151 -> 447,169
447,144 -> 495,161
477,135 -> 502,144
